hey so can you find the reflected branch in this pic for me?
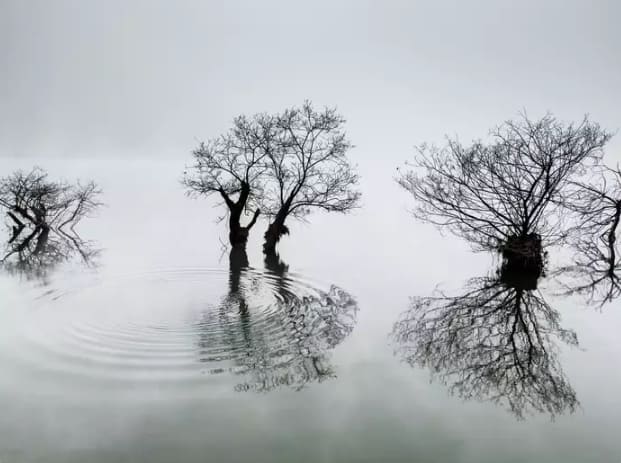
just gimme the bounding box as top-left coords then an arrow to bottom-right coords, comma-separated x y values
557,165 -> 621,306
0,168 -> 103,281
392,275 -> 579,419
1,224 -> 100,281
197,252 -> 358,392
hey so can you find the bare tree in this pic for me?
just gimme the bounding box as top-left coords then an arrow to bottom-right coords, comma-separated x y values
183,114 -> 275,249
0,167 -> 102,280
392,275 -> 579,419
556,164 -> 621,306
259,101 -> 361,254
0,167 -> 102,232
396,114 -> 612,273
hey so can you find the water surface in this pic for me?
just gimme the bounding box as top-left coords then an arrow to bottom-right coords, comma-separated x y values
1,158 -> 620,463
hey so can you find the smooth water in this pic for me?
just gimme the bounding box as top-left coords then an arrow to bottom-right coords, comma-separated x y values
1,158 -> 621,463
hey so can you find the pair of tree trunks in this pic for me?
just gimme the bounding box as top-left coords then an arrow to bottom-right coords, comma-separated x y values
229,209 -> 288,255
220,182 -> 290,255
183,102 -> 360,257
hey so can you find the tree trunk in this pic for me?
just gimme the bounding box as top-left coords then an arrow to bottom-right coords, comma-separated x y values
229,207 -> 260,250
263,211 -> 289,255
228,207 -> 247,248
499,233 -> 543,289
228,184 -> 247,248
606,201 -> 621,277
222,182 -> 260,250
33,225 -> 50,256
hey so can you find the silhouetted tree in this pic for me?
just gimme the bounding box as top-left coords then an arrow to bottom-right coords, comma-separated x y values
397,114 -> 612,274
0,168 -> 102,231
183,115 -> 275,249
556,165 -> 621,305
392,274 -> 579,419
260,102 -> 360,254
0,167 -> 102,280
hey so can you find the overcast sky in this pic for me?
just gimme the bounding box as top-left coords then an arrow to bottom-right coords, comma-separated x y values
1,0 -> 619,162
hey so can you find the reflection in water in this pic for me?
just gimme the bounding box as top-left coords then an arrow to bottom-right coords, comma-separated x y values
557,236 -> 621,306
0,168 -> 102,281
556,168 -> 621,306
392,272 -> 579,419
1,224 -> 99,281
197,251 -> 358,392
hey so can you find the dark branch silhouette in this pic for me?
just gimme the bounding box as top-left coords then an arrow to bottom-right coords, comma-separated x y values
1,222 -> 100,281
396,114 -> 612,271
0,167 -> 102,281
0,167 -> 102,232
556,164 -> 621,306
182,115 -> 275,249
197,252 -> 358,392
260,101 -> 361,253
183,102 -> 360,254
392,272 -> 579,419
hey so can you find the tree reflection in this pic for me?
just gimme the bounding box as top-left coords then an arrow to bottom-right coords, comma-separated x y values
556,237 -> 621,307
0,168 -> 102,281
197,251 -> 358,392
391,114 -> 618,419
1,223 -> 100,281
555,165 -> 621,306
392,272 -> 579,419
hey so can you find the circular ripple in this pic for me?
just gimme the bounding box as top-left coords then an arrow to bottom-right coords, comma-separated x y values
1,267 -> 358,394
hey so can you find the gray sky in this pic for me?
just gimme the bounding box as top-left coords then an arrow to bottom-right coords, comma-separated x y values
1,0 -> 619,162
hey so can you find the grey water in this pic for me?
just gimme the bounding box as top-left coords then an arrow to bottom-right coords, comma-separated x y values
1,157 -> 621,463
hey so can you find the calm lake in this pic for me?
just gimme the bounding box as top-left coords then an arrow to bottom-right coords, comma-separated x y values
1,157 -> 620,463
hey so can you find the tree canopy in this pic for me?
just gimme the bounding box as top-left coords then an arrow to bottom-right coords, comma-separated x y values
397,114 -> 612,253
0,167 -> 102,232
0,167 -> 102,280
183,101 -> 360,253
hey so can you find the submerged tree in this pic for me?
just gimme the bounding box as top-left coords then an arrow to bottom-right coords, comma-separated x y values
556,164 -> 621,306
259,102 -> 360,254
0,168 -> 102,232
184,102 -> 360,254
396,114 -> 612,275
392,273 -> 579,419
0,168 -> 102,280
183,114 -> 275,249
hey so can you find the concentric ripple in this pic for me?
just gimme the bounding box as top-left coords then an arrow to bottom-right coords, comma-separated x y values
0,267 -> 358,395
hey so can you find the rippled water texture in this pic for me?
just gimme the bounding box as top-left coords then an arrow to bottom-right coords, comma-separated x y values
0,267 -> 357,398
